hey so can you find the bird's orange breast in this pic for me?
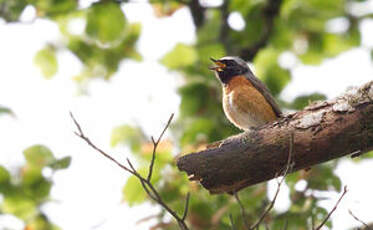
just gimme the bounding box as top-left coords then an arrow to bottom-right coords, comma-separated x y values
223,76 -> 277,130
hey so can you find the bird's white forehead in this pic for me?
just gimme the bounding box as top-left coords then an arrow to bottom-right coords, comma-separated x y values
219,56 -> 248,66
219,56 -> 237,61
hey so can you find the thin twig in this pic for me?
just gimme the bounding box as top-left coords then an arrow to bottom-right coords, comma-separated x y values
182,193 -> 191,221
136,214 -> 160,225
283,220 -> 288,230
70,112 -> 190,230
349,210 -> 371,230
234,192 -> 250,229
70,112 -> 135,175
249,132 -> 294,230
229,214 -> 237,230
148,113 -> 174,182
314,186 -> 348,230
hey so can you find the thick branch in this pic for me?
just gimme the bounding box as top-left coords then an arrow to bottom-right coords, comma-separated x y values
188,0 -> 205,28
177,81 -> 373,194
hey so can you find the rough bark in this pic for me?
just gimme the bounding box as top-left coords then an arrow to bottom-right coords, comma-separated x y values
177,81 -> 373,194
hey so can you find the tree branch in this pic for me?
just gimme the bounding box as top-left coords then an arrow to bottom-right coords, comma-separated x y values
249,133 -> 294,230
219,0 -> 230,48
70,113 -> 191,230
188,0 -> 205,29
229,213 -> 237,230
233,192 -> 250,229
239,0 -> 283,61
177,81 -> 373,194
314,185 -> 348,230
148,113 -> 174,182
349,210 -> 371,230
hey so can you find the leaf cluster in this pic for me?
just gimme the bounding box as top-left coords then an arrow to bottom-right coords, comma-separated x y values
0,145 -> 71,230
2,0 -> 373,229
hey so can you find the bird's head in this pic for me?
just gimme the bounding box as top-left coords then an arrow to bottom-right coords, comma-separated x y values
209,56 -> 250,84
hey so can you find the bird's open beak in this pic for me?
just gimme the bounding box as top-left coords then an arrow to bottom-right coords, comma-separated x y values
208,57 -> 225,71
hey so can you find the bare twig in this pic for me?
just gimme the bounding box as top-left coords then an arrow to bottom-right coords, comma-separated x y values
229,214 -> 237,230
283,220 -> 288,230
234,192 -> 250,229
136,214 -> 160,225
349,210 -> 371,230
314,186 -> 348,230
148,113 -> 174,182
70,112 -> 190,230
249,133 -> 294,230
311,213 -> 315,230
182,193 -> 191,221
70,112 -> 135,175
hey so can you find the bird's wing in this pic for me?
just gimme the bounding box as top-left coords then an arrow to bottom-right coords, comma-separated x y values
244,72 -> 283,117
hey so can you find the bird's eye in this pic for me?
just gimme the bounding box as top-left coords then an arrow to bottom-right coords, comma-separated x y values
226,60 -> 236,66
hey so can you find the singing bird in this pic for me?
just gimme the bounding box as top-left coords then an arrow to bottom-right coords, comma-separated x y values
209,56 -> 282,131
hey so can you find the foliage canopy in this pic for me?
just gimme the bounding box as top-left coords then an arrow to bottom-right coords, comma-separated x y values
1,0 -> 373,229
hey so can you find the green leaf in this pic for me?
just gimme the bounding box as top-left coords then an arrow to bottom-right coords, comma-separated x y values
161,43 -> 198,69
178,83 -> 210,117
270,19 -> 294,50
48,156 -> 71,170
323,25 -> 361,57
2,195 -> 37,220
24,176 -> 52,201
254,48 -> 291,96
21,166 -> 52,201
86,2 -> 126,45
180,118 -> 215,146
67,20 -> 141,80
308,164 -> 341,192
26,214 -> 55,230
34,47 -> 58,79
23,145 -> 55,167
299,24 -> 361,65
197,10 -> 221,44
0,0 -> 28,22
0,165 -> 10,185
29,0 -> 77,17
22,166 -> 43,185
360,150 -> 373,159
0,105 -> 14,116
289,93 -> 327,110
197,43 -> 225,65
229,0 -> 259,16
122,175 -> 146,206
111,125 -> 144,152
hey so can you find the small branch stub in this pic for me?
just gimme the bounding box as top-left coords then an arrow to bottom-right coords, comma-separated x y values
177,81 -> 373,194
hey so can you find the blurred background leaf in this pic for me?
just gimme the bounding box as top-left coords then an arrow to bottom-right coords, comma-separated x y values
0,105 -> 14,116
34,46 -> 58,79
0,145 -> 70,228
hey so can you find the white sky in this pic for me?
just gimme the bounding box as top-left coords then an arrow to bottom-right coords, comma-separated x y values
0,2 -> 372,230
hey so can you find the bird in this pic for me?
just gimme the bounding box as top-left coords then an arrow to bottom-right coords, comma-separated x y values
209,56 -> 282,131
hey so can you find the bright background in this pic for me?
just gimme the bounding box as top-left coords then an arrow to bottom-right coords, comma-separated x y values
1,1 -> 373,229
